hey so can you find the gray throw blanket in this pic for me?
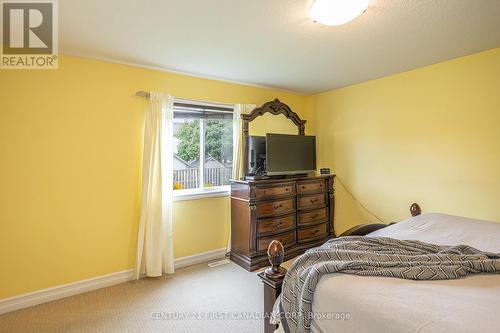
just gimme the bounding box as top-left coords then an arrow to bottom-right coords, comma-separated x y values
272,236 -> 500,333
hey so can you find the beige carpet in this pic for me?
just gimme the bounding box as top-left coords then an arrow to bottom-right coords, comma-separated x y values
0,260 -> 280,333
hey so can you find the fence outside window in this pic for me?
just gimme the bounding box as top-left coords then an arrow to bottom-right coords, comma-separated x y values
174,167 -> 233,190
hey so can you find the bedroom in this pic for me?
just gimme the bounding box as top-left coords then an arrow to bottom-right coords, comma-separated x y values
0,0 -> 499,332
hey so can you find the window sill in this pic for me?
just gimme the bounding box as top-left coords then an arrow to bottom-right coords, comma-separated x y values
173,186 -> 230,202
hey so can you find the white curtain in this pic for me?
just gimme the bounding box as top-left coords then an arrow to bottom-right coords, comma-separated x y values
135,92 -> 175,278
227,103 -> 256,253
232,104 -> 257,181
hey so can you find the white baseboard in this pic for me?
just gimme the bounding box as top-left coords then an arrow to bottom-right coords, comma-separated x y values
0,269 -> 135,315
174,247 -> 227,269
0,247 -> 228,315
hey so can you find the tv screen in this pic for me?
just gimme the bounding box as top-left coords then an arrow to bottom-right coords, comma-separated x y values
266,134 -> 316,175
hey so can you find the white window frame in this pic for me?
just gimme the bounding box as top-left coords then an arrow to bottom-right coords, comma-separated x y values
173,98 -> 234,201
173,186 -> 230,202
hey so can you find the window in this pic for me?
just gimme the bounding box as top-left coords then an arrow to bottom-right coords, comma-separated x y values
173,100 -> 233,196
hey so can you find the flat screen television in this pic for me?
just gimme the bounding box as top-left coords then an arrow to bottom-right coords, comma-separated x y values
266,133 -> 316,176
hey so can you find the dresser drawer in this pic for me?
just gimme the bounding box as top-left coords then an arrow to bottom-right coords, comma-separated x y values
298,193 -> 325,209
257,231 -> 296,252
257,198 -> 294,217
255,184 -> 294,198
257,214 -> 295,236
297,180 -> 326,194
298,207 -> 328,225
298,223 -> 328,242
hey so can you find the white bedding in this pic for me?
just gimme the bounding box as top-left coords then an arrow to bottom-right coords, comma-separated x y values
278,213 -> 500,333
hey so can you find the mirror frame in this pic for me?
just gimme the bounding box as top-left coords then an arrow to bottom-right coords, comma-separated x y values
241,99 -> 307,178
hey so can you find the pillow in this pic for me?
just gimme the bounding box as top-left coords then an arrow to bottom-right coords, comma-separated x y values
368,213 -> 500,253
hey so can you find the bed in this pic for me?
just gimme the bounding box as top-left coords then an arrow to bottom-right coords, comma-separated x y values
268,205 -> 500,333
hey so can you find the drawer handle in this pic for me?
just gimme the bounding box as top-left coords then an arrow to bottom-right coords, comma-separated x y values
274,203 -> 283,209
312,229 -> 320,235
285,188 -> 289,191
311,214 -> 319,219
302,186 -> 306,189
275,222 -> 283,229
310,198 -> 319,203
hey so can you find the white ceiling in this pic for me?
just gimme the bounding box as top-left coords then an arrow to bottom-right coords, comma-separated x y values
60,0 -> 500,94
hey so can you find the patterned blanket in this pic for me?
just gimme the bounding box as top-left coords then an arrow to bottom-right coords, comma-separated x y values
272,236 -> 500,333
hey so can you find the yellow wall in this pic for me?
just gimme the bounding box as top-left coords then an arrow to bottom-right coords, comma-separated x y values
310,47 -> 500,234
3,47 -> 498,300
173,197 -> 230,258
0,55 -> 308,298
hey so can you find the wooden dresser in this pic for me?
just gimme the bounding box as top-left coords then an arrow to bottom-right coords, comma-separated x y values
230,175 -> 335,271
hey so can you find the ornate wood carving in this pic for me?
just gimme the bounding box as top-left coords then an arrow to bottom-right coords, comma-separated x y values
241,99 -> 307,178
242,98 -> 306,135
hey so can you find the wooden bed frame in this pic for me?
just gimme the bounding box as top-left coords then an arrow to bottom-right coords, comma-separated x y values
257,203 -> 422,333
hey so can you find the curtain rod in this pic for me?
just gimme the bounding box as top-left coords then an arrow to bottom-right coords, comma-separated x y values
134,91 -> 235,108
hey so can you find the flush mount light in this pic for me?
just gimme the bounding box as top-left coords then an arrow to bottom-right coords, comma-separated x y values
309,0 -> 369,26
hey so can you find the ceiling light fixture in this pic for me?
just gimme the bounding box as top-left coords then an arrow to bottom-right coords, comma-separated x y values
309,0 -> 369,26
